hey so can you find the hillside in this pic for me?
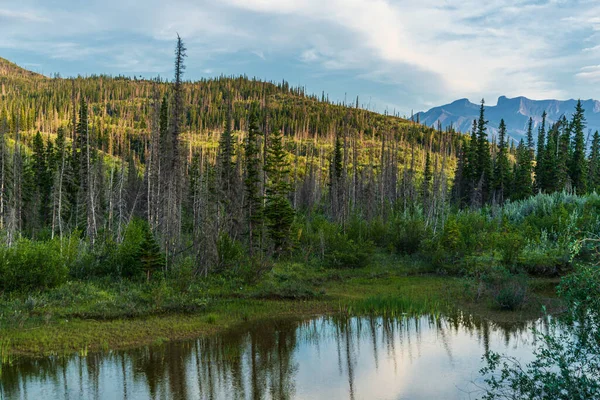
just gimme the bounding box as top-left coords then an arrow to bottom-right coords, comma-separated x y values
0,57 -> 459,179
417,96 -> 600,142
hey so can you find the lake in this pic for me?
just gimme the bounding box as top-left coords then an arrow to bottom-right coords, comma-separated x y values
0,313 -> 547,400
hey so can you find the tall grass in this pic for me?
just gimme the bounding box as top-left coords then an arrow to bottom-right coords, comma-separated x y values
344,295 -> 449,318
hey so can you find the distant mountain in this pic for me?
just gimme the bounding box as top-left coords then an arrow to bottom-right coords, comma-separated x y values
416,96 -> 600,143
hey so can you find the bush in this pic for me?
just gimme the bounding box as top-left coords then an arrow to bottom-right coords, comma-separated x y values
322,233 -> 373,269
392,215 -> 428,255
481,267 -> 529,311
216,233 -> 247,273
253,279 -> 317,300
0,239 -> 68,292
496,230 -> 524,268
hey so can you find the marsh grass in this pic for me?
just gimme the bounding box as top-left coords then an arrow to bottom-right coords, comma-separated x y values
347,295 -> 449,318
0,252 -> 560,358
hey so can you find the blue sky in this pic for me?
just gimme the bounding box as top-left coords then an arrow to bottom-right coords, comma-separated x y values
1,0 -> 599,115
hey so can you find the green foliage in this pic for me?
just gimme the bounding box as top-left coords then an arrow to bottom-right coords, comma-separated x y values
496,228 -> 524,267
481,265 -> 600,399
322,232 -> 373,269
391,213 -> 428,255
264,129 -> 294,254
0,239 -> 68,292
253,273 -> 318,300
482,267 -> 529,310
216,232 -> 247,273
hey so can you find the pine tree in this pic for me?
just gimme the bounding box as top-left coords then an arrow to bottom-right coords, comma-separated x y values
32,131 -> 50,231
138,220 -> 165,282
535,111 -> 547,192
556,120 -> 571,191
464,120 -> 478,206
541,122 -> 556,192
422,151 -> 432,205
526,117 -> 535,163
264,130 -> 294,255
162,35 -> 187,264
512,140 -> 533,200
244,112 -> 263,256
493,119 -> 510,204
451,138 -> 467,206
475,100 -> 491,205
330,129 -> 344,219
588,131 -> 600,192
570,100 -> 587,193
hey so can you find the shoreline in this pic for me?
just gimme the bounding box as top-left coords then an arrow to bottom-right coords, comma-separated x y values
0,273 -> 561,359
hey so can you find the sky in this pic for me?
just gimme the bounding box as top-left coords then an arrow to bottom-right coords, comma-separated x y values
1,0 -> 599,115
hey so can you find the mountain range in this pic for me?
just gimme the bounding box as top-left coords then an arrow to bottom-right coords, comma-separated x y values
416,96 -> 600,143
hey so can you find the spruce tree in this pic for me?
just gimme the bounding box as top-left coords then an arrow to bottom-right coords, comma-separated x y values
422,151 -> 432,204
513,140 -> 533,200
535,111 -> 547,192
493,119 -> 510,203
138,220 -> 165,282
475,100 -> 491,205
32,131 -> 50,230
264,130 -> 294,255
543,122 -> 559,193
244,112 -> 263,256
589,131 -> 600,192
570,100 -> 587,193
451,138 -> 468,207
556,120 -> 571,191
526,117 -> 535,162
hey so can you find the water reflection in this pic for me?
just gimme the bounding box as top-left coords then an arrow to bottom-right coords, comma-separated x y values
0,314 -> 547,400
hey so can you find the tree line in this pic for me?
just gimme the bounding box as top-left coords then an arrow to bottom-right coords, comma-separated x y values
453,99 -> 599,207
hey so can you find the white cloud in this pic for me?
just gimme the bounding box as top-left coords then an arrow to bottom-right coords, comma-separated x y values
576,65 -> 600,83
0,0 -> 599,112
0,8 -> 49,22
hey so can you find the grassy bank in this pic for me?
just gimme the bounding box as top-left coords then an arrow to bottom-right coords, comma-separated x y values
0,253 -> 562,359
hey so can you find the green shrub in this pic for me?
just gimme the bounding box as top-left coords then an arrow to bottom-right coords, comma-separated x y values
322,233 -> 373,269
392,215 -> 427,255
253,279 -> 317,300
0,239 -> 68,292
216,233 -> 247,273
481,267 -> 529,311
496,230 -> 524,268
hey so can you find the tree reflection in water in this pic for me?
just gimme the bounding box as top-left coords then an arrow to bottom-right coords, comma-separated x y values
1,313 -> 544,400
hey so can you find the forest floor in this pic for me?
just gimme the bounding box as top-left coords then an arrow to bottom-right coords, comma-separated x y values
0,253 -> 563,358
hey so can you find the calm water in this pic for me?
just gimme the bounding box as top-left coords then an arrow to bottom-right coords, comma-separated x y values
0,314 -> 547,400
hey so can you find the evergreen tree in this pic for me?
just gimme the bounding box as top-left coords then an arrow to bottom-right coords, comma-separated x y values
493,119 -> 510,203
32,131 -> 50,231
264,130 -> 294,255
475,100 -> 491,205
541,122 -> 555,192
535,111 -> 547,192
138,220 -> 165,282
451,138 -> 468,206
588,131 -> 600,192
421,151 -> 432,205
329,129 -> 344,218
512,140 -> 533,200
556,120 -> 571,191
465,120 -> 478,206
526,117 -> 535,165
244,112 -> 263,256
570,100 -> 587,193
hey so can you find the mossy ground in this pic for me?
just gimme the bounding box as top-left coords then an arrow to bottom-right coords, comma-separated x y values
0,253 -> 562,358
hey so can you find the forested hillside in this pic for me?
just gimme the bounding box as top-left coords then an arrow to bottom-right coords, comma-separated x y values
0,37 -> 598,291
0,45 -> 462,281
